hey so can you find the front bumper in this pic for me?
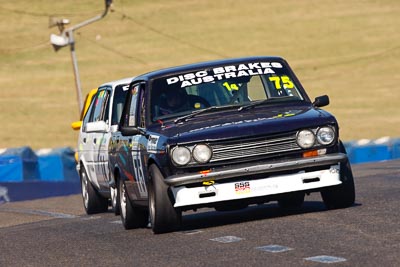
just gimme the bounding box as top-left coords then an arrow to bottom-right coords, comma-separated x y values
165,153 -> 348,186
167,153 -> 348,208
171,164 -> 342,208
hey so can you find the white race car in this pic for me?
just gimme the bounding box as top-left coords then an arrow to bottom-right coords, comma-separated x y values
77,77 -> 134,214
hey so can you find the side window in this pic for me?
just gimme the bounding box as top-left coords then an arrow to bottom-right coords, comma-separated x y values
111,85 -> 129,125
125,84 -> 140,127
139,86 -> 146,128
92,90 -> 110,123
82,94 -> 97,132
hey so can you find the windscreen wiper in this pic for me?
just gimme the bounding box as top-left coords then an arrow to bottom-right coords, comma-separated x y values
238,96 -> 299,111
174,105 -> 237,124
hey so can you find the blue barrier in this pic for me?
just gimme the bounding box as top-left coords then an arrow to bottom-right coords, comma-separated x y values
0,155 -> 23,182
0,146 -> 78,183
0,147 -> 40,181
392,139 -> 400,159
0,181 -> 81,202
36,147 -> 79,182
344,137 -> 400,165
0,146 -> 80,202
1,139 -> 399,202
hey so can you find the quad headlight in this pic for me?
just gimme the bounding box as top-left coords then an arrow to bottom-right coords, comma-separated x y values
296,126 -> 336,149
171,143 -> 212,166
297,129 -> 316,149
317,126 -> 335,145
171,146 -> 191,166
192,144 -> 212,163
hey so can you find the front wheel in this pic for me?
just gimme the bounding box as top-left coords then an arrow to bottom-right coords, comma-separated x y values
119,179 -> 147,229
80,167 -> 108,214
321,160 -> 355,209
148,164 -> 182,234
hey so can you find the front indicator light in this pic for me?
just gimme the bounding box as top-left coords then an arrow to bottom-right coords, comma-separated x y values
303,149 -> 327,158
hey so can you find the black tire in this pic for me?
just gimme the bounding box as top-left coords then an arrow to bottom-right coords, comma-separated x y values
118,179 -> 148,229
278,192 -> 305,212
148,164 -> 182,234
321,159 -> 355,209
80,167 -> 108,214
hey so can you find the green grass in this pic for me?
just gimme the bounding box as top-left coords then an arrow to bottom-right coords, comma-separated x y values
1,0 -> 399,149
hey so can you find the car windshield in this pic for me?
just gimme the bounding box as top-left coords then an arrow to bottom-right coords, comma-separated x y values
150,61 -> 304,122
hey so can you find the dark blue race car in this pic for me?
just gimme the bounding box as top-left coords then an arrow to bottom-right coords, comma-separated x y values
108,56 -> 355,234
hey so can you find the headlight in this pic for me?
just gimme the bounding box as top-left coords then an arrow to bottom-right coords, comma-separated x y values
192,144 -> 212,163
297,129 -> 315,149
171,146 -> 191,166
317,127 -> 335,145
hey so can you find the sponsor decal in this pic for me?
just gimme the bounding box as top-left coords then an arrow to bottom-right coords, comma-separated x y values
235,181 -> 250,194
166,62 -> 283,88
147,135 -> 159,152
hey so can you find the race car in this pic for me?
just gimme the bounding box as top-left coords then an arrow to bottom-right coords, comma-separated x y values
109,56 -> 355,233
76,77 -> 134,215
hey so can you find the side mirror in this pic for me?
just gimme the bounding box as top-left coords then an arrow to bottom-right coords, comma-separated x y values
120,126 -> 140,136
120,126 -> 150,138
313,95 -> 330,108
86,121 -> 108,133
71,121 -> 82,131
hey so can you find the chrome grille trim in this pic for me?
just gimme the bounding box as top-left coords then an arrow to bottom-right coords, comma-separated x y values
210,134 -> 300,162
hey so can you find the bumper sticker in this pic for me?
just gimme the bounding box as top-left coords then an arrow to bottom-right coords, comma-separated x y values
235,181 -> 250,194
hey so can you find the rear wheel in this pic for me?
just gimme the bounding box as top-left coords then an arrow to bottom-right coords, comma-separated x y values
321,159 -> 355,209
148,164 -> 182,234
80,167 -> 108,214
119,179 -> 147,229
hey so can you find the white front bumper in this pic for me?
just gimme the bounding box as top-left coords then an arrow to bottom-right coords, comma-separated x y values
171,164 -> 341,208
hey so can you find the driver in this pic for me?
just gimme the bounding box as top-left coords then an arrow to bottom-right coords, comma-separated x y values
159,88 -> 189,115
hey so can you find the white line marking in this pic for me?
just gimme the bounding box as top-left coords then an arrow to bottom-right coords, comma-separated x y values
305,255 -> 347,263
210,236 -> 244,243
180,229 -> 203,235
256,245 -> 293,253
0,208 -> 77,219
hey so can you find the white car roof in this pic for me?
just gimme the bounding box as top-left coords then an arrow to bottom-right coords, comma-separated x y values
98,76 -> 135,90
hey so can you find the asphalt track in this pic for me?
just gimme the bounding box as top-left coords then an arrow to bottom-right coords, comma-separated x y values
0,160 -> 399,266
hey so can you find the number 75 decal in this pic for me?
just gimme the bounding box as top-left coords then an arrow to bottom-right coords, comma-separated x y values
269,76 -> 294,90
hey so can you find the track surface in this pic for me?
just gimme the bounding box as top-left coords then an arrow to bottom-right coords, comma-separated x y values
0,160 -> 399,266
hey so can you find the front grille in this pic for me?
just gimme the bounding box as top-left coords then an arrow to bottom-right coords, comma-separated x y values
209,133 -> 301,163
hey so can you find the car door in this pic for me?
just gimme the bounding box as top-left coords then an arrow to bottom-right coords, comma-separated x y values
97,84 -> 130,190
84,89 -> 111,191
119,83 -> 148,202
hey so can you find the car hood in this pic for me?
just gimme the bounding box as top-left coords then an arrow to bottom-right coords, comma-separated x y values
148,104 -> 337,144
